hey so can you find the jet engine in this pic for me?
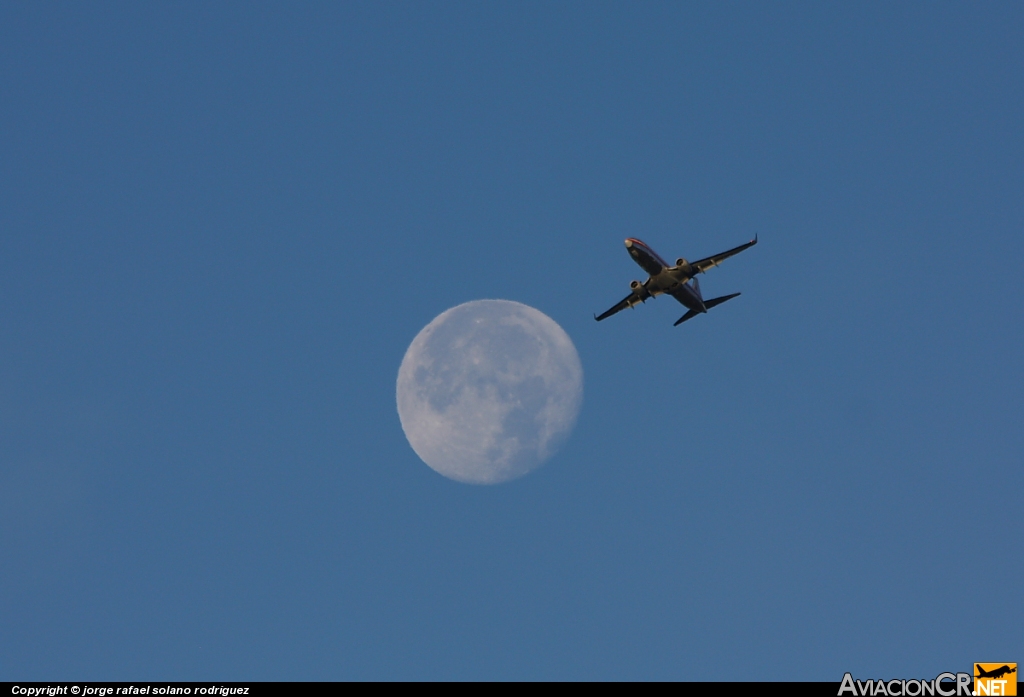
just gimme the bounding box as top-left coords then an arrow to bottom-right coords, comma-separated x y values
629,280 -> 651,303
675,258 -> 693,275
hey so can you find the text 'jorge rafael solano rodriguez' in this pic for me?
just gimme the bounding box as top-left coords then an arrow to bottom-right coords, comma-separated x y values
10,689 -> 250,697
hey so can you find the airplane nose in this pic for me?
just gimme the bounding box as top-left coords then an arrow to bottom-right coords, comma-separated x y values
624,239 -> 632,248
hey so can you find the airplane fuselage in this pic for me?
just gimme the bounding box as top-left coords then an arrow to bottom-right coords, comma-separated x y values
625,238 -> 705,311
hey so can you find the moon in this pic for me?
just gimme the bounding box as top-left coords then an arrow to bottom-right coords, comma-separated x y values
396,299 -> 584,484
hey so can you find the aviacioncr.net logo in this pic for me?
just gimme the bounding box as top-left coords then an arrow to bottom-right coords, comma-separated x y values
839,672 -> 972,696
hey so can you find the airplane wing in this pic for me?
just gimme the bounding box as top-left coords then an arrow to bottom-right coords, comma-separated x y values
594,292 -> 640,321
689,236 -> 758,274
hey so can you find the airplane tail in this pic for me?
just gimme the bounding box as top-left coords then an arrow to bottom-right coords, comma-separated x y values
673,292 -> 742,326
692,277 -> 703,302
673,308 -> 701,326
704,292 -> 741,310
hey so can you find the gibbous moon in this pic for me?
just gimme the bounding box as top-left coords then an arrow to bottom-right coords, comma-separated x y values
396,300 -> 583,484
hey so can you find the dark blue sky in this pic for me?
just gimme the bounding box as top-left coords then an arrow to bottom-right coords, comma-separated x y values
2,2 -> 1021,680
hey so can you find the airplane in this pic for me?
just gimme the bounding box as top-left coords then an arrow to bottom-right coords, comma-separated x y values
975,666 -> 1016,680
594,236 -> 758,326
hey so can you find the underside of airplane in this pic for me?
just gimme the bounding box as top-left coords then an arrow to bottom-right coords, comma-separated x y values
595,236 -> 758,326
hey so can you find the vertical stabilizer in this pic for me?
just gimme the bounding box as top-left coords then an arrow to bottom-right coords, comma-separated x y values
692,277 -> 703,301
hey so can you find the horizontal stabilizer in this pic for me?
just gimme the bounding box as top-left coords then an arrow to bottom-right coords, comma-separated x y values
672,292 -> 741,326
703,292 -> 741,309
673,308 -> 702,326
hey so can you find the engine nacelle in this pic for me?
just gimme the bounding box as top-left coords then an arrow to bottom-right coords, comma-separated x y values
675,258 -> 693,275
629,279 -> 651,303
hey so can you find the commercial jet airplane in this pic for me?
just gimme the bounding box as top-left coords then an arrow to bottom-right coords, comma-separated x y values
975,665 -> 1016,680
595,236 -> 758,326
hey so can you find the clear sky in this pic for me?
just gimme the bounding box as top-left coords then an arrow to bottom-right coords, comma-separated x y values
1,2 -> 1021,681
